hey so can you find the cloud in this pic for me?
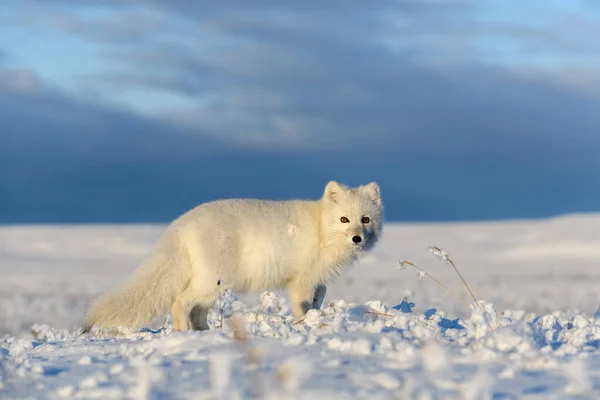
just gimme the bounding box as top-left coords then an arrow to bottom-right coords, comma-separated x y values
0,79 -> 335,222
0,68 -> 45,94
0,68 -> 226,163
1,1 -> 600,222
2,67 -> 599,223
60,1 -> 598,152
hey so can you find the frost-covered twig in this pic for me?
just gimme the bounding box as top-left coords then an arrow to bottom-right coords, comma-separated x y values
398,260 -> 471,310
363,311 -> 394,318
255,292 -> 269,328
292,312 -> 336,326
217,280 -> 224,330
429,246 -> 480,308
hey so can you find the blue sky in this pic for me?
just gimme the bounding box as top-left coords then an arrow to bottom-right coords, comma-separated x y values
1,0 -> 600,223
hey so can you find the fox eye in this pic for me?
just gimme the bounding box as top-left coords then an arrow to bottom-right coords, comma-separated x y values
362,217 -> 370,224
340,216 -> 349,223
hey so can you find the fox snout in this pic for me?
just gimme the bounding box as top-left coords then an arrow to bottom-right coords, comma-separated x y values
349,232 -> 366,245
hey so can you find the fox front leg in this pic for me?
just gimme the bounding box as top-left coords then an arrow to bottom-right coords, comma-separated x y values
312,284 -> 326,310
289,281 -> 327,318
288,281 -> 316,318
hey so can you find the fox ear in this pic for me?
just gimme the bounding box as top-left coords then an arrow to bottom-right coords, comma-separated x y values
362,182 -> 381,205
323,180 -> 342,203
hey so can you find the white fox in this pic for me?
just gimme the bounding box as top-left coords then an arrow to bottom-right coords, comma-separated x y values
82,181 -> 383,333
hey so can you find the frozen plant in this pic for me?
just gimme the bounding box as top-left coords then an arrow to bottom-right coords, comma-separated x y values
397,260 -> 471,310
429,245 -> 480,309
470,301 -> 498,338
255,292 -> 279,327
428,245 -> 449,262
217,279 -> 224,330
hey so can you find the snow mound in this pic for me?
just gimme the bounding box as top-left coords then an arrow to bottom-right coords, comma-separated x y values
2,291 -> 600,399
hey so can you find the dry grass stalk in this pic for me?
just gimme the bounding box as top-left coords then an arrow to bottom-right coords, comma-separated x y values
430,246 -> 481,308
217,280 -> 224,330
292,312 -> 336,326
363,311 -> 394,318
399,260 -> 471,310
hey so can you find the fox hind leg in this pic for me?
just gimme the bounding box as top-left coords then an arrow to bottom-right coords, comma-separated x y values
171,296 -> 190,331
189,304 -> 210,331
171,279 -> 218,331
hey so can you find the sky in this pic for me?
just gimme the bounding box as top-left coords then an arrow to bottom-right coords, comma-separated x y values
1,0 -> 600,223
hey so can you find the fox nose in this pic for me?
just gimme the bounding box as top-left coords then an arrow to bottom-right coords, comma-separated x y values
352,235 -> 362,244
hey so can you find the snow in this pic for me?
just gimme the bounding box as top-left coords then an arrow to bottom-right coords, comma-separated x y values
2,214 -> 600,398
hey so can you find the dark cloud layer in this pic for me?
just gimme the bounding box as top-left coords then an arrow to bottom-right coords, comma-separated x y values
1,1 -> 600,223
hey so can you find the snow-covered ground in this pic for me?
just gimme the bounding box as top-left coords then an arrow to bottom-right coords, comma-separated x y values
2,214 -> 600,398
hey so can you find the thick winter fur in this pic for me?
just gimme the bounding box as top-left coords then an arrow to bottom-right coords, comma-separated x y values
82,181 -> 383,333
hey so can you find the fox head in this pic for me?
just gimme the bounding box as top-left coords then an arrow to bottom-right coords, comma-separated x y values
320,180 -> 383,252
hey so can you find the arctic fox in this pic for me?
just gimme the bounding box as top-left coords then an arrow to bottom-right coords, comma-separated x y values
82,181 -> 383,333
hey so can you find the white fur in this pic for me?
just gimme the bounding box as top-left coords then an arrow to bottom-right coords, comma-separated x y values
82,181 -> 383,333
